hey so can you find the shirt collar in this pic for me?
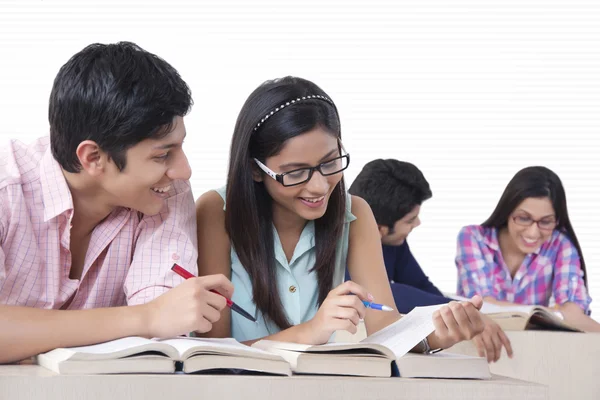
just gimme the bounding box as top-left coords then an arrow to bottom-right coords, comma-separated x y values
273,221 -> 315,269
273,204 -> 357,268
482,226 -> 501,251
40,148 -> 74,222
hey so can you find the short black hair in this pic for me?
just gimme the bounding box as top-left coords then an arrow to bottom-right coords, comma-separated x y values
49,41 -> 193,172
349,159 -> 432,227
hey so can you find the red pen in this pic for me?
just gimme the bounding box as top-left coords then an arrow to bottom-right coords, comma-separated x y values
171,263 -> 257,323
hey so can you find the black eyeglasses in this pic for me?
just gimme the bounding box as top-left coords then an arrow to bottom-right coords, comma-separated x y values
254,154 -> 350,187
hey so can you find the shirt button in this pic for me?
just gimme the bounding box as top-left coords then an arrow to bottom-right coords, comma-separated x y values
289,285 -> 297,293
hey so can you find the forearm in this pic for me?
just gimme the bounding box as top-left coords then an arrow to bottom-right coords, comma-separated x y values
242,323 -> 311,346
558,302 -> 600,332
0,304 -> 149,364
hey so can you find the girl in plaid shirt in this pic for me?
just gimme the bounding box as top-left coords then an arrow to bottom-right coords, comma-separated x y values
456,166 -> 600,332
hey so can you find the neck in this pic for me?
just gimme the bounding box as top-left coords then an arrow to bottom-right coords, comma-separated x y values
63,169 -> 115,236
497,227 -> 518,255
271,203 -> 307,237
497,227 -> 526,276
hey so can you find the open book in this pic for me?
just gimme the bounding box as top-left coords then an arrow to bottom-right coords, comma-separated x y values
36,305 -> 490,378
252,340 -> 396,377
482,304 -> 581,332
37,336 -> 291,376
254,305 -> 490,379
361,304 -> 490,379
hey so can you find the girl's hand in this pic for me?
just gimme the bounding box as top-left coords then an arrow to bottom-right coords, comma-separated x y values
300,281 -> 370,344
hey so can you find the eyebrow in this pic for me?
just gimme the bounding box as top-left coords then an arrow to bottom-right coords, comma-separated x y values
515,209 -> 556,219
279,148 -> 339,169
152,132 -> 187,150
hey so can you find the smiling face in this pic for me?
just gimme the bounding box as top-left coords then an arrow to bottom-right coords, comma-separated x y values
380,205 -> 422,246
506,197 -> 557,254
255,127 -> 344,224
100,116 -> 192,215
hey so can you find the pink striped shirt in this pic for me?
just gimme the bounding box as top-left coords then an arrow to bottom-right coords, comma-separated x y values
0,137 -> 198,309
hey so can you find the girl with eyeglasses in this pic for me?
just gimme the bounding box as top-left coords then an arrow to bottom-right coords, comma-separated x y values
196,76 -> 486,350
456,166 -> 600,332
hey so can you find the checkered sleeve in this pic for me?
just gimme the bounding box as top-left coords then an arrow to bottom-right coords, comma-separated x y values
124,180 -> 198,305
551,233 -> 592,314
0,191 -> 7,282
455,226 -> 493,298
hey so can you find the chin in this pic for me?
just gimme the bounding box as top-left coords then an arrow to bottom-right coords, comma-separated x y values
293,198 -> 330,221
518,244 -> 540,254
134,200 -> 165,216
298,209 -> 327,221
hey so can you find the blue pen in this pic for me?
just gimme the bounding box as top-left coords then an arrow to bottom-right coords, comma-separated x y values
362,300 -> 394,312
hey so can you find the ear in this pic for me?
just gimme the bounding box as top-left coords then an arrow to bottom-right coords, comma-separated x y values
76,140 -> 107,177
377,225 -> 389,239
251,162 -> 263,183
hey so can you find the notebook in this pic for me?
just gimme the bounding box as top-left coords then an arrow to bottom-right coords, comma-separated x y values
36,336 -> 292,375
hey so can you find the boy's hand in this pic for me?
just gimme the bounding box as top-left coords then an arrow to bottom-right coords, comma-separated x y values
144,274 -> 234,337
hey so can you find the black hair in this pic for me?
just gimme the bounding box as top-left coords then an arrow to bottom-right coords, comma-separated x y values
482,166 -> 587,286
49,41 -> 192,172
349,159 -> 432,228
225,76 -> 346,329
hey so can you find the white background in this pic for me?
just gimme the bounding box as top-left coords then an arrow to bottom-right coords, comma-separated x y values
1,0 -> 598,318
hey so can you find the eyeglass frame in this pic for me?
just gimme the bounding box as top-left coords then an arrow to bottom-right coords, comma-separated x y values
253,145 -> 350,187
511,214 -> 558,231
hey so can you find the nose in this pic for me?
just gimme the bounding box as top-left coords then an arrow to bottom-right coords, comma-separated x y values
414,217 -> 421,229
305,170 -> 329,193
167,150 -> 192,181
524,222 -> 541,238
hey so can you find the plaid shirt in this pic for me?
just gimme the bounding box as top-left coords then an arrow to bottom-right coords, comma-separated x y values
455,225 -> 591,313
0,137 -> 197,309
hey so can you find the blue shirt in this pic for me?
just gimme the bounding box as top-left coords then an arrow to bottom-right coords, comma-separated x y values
215,187 -> 356,342
346,241 -> 451,314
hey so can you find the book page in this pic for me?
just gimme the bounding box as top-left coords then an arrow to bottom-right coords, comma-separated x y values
67,337 -> 156,355
253,340 -> 394,358
480,303 -> 537,314
360,304 -> 443,359
41,337 -> 170,362
160,337 -> 283,360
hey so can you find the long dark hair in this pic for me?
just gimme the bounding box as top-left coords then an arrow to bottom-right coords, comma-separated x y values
482,166 -> 587,286
225,76 -> 347,329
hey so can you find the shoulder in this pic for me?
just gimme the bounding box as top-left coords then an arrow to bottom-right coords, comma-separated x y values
348,195 -> 377,239
196,189 -> 226,214
349,194 -> 371,220
195,188 -> 231,275
544,229 -> 578,256
0,137 -> 47,191
457,224 -> 491,242
0,138 -> 48,231
195,189 -> 227,231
